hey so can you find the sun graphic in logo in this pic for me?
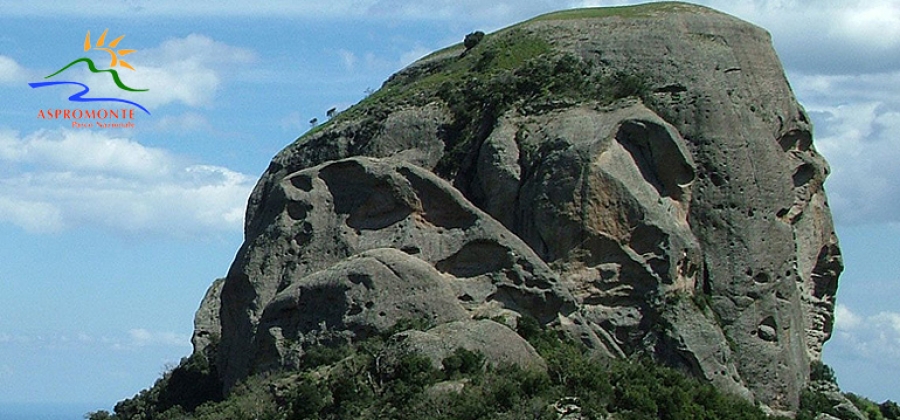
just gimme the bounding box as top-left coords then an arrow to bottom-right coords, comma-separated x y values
84,29 -> 137,71
28,27 -> 151,115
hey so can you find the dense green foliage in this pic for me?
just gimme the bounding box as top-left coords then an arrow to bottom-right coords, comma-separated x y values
809,360 -> 837,384
89,319 -> 900,420
88,352 -> 224,420
89,318 -> 785,420
795,391 -> 900,420
793,361 -> 900,420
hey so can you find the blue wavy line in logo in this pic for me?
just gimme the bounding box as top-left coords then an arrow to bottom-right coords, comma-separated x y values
29,80 -> 151,115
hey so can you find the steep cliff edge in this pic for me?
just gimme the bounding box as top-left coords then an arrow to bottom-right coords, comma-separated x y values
192,2 -> 841,413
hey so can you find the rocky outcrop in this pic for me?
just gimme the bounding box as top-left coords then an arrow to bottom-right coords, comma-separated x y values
192,2 -> 841,413
213,156 -> 576,389
381,319 -> 547,373
192,278 -> 224,357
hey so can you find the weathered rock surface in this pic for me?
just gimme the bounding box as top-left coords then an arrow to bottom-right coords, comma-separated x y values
212,156 -> 576,389
192,277 -> 223,357
192,2 -> 842,413
381,319 -> 547,373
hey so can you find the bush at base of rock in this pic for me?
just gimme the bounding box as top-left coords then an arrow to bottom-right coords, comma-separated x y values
90,326 -> 783,420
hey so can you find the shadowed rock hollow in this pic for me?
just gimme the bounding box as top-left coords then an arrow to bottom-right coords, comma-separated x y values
192,2 -> 841,413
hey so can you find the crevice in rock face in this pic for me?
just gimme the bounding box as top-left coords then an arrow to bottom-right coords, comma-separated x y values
348,273 -> 374,289
811,244 -> 841,300
753,272 -> 771,284
615,119 -> 694,201
399,167 -> 478,229
488,284 -> 568,325
777,128 -> 812,152
347,185 -> 413,230
792,163 -> 815,188
629,223 -> 670,278
278,283 -> 350,339
318,160 -> 414,231
285,201 -> 312,221
291,222 -> 313,249
288,174 -> 313,192
701,264 -> 712,296
436,239 -> 513,278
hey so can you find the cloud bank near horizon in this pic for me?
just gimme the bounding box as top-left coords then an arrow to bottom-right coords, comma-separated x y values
0,128 -> 253,236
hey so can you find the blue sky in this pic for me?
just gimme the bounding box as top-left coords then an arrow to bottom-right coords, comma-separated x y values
0,0 -> 898,413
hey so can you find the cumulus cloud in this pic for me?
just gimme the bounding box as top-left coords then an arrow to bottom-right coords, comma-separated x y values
786,71 -> 900,226
564,1 -> 900,75
833,2 -> 900,51
79,34 -> 255,109
0,129 -> 253,236
0,196 -> 64,234
832,304 -> 900,368
701,0 -> 900,74
0,55 -> 31,84
0,129 -> 175,178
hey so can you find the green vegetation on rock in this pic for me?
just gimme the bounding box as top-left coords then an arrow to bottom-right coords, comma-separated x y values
298,24 -> 651,179
89,319 -> 781,420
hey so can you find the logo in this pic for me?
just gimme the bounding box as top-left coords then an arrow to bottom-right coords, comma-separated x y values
29,29 -> 151,118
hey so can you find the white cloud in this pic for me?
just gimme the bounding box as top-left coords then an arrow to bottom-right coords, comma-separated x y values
832,304 -> 900,367
0,55 -> 30,84
1,129 -> 175,178
78,34 -> 255,109
835,303 -> 863,331
787,71 -> 900,226
365,1 -> 523,23
0,129 -> 253,237
0,196 -> 64,234
704,0 -> 900,74
793,71 -> 900,105
124,328 -> 190,349
148,34 -> 256,66
834,1 -> 900,51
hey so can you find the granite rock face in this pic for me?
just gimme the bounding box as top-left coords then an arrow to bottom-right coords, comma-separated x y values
212,156 -> 576,389
192,2 -> 841,412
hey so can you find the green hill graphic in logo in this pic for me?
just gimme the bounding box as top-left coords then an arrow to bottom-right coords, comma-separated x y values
29,29 -> 151,115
